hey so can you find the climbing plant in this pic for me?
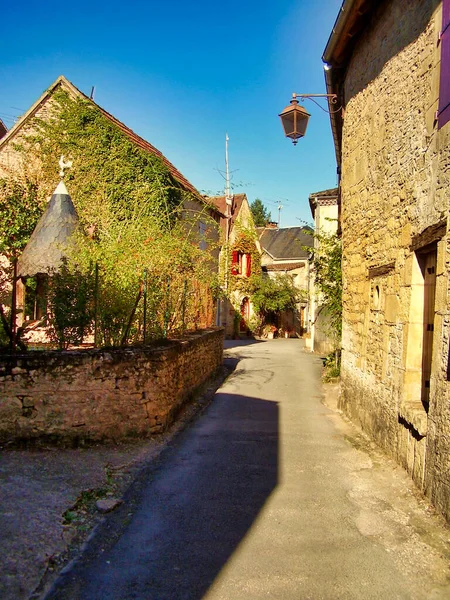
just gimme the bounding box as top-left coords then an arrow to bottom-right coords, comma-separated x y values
0,178 -> 43,258
1,89 -> 219,347
312,229 -> 342,343
25,90 -> 185,232
223,225 -> 261,296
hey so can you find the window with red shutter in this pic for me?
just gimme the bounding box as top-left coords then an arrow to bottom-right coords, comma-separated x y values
438,0 -> 450,128
231,251 -> 239,275
246,254 -> 252,277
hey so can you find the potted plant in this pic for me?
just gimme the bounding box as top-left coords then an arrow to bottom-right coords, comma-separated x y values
263,324 -> 277,339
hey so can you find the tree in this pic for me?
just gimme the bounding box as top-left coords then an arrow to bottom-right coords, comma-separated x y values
250,199 -> 271,227
251,274 -> 302,327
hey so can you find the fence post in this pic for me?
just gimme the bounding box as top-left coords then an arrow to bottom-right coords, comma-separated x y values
163,276 -> 171,338
182,278 -> 187,334
143,268 -> 148,344
10,257 -> 17,352
94,263 -> 99,347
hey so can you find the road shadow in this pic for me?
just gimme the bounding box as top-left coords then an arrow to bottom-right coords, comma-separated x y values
224,338 -> 265,349
45,392 -> 279,600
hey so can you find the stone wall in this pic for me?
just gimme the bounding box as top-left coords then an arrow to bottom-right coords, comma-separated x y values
339,0 -> 450,520
0,328 -> 224,445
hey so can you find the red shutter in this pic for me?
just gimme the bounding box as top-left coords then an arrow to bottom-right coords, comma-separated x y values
231,251 -> 238,275
246,254 -> 252,277
438,0 -> 450,128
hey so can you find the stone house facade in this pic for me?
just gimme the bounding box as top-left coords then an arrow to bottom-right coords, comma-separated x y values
210,193 -> 261,337
306,188 -> 339,354
324,0 -> 450,520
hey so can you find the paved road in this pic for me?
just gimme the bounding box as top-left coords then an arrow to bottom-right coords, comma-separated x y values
45,339 -> 450,599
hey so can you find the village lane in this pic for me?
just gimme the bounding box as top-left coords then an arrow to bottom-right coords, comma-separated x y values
45,339 -> 450,600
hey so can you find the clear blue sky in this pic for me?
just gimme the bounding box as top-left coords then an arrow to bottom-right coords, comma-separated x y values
1,0 -> 342,227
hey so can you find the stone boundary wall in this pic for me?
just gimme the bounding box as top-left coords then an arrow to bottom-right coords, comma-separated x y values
0,328 -> 224,445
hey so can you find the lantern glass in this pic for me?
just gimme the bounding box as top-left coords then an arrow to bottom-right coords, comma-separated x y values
279,101 -> 311,141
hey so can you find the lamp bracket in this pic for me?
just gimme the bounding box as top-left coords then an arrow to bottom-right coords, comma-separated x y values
291,93 -> 341,114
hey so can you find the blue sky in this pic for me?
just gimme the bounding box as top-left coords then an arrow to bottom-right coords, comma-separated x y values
1,0 -> 342,227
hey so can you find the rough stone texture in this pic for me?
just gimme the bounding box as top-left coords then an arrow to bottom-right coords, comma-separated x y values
339,0 -> 450,521
0,328 -> 224,444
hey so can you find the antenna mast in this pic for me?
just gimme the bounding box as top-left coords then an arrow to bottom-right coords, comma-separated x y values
277,201 -> 283,227
225,133 -> 232,216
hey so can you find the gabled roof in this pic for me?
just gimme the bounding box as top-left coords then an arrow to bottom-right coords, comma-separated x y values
209,193 -> 247,234
1,76 -> 218,212
259,226 -> 313,261
18,180 -> 78,277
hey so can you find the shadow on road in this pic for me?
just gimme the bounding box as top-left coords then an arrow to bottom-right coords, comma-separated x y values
45,391 -> 279,600
223,338 -> 265,349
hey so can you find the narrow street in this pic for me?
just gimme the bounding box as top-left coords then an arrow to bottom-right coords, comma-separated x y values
46,339 -> 450,600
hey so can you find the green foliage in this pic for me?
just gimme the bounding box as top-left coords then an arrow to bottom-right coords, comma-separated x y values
1,89 -> 220,348
25,90 -> 185,233
224,226 -> 262,295
322,350 -> 341,381
313,230 -> 342,342
47,260 -> 95,349
252,274 -> 300,319
0,179 -> 43,257
250,198 -> 271,227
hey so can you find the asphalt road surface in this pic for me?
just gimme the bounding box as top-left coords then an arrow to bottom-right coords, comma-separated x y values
45,339 -> 450,599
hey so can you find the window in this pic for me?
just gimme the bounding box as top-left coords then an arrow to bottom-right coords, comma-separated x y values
199,221 -> 207,251
231,251 -> 252,277
438,0 -> 450,128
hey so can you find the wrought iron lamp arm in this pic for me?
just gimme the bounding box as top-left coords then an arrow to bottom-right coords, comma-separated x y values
291,93 -> 341,114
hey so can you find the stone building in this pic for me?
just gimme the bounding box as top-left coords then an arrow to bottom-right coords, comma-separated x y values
210,193 -> 261,337
0,75 -> 222,332
306,188 -> 339,354
324,0 -> 450,520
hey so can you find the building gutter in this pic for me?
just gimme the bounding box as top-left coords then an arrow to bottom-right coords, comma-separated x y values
322,0 -> 359,66
321,0 -> 360,169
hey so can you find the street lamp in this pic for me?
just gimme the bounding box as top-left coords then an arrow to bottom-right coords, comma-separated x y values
279,93 -> 339,145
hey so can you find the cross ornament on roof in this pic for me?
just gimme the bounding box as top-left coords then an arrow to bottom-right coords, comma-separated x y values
59,155 -> 73,179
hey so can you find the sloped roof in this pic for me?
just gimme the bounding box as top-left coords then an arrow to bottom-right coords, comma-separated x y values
259,226 -> 313,260
0,119 -> 7,140
209,193 -> 247,234
263,262 -> 306,272
309,187 -> 338,217
17,180 -> 78,277
1,76 -> 219,213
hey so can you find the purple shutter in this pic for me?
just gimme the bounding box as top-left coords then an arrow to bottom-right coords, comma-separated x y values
438,0 -> 450,128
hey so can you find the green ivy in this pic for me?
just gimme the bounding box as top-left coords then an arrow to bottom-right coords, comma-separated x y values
0,89 -> 220,348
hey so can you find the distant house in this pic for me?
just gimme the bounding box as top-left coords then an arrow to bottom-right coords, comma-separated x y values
324,0 -> 450,520
306,188 -> 339,354
258,225 -> 313,336
210,193 -> 261,337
